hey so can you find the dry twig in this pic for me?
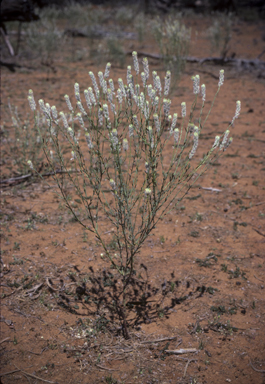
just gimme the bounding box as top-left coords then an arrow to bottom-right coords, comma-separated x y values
165,348 -> 198,354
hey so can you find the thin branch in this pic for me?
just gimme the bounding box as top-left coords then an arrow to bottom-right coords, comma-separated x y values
140,336 -> 177,344
0,169 -> 79,186
201,187 -> 222,192
183,359 -> 197,378
13,364 -> 58,383
0,369 -> 21,377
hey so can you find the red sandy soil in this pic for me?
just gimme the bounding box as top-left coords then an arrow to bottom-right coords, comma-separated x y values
1,9 -> 265,384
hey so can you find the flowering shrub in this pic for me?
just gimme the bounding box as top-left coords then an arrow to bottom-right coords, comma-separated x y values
27,52 -> 240,297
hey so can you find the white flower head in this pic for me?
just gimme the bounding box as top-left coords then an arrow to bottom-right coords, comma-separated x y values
74,83 -> 80,102
85,132 -> 93,149
153,113 -> 160,133
154,75 -> 162,95
59,111 -> 68,129
64,94 -> 74,112
76,112 -> 84,127
77,101 -> 87,115
141,72 -> 146,87
163,98 -> 171,117
201,84 -> 206,102
181,102 -> 186,117
132,115 -> 139,129
218,69 -> 224,87
132,51 -> 139,74
51,105 -> 58,120
28,91 -> 36,111
88,87 -> 96,105
170,113 -> 178,132
231,100 -> 241,124
220,129 -> 230,150
192,75 -> 200,95
84,89 -> 92,109
189,132 -> 199,159
142,57 -> 149,80
104,62 -> 111,79
164,70 -> 171,96
212,135 -> 220,149
103,104 -> 109,120
89,71 -> 99,99
174,128 -> 179,145
98,108 -> 103,126
109,79 -> 115,93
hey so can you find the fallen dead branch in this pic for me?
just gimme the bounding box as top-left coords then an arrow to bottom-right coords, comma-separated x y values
0,337 -> 10,344
183,359 -> 197,378
165,348 -> 198,354
252,227 -> 265,237
201,187 -> 222,192
140,336 -> 177,344
0,169 -> 80,186
126,51 -> 265,71
95,364 -> 118,371
0,369 -> 21,377
12,364 -> 58,383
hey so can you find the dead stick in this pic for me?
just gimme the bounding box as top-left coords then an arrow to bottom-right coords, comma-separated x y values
165,348 -> 198,354
0,369 -> 20,377
183,359 -> 197,378
201,187 -> 222,192
0,337 -> 10,344
140,336 -> 177,344
95,364 -> 117,371
252,227 -> 265,237
13,364 -> 58,383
